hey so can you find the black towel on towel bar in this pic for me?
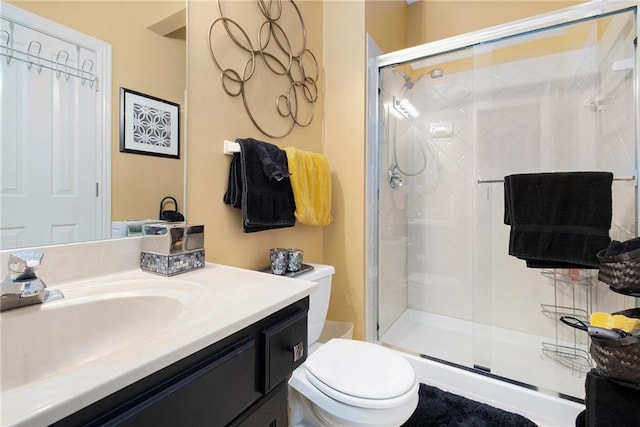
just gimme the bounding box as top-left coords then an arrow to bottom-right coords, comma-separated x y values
223,153 -> 242,209
503,172 -> 613,269
223,138 -> 296,233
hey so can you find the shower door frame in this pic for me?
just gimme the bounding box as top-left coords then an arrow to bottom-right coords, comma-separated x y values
365,0 -> 640,343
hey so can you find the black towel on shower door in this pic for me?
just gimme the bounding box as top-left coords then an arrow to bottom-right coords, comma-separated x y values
503,172 -> 613,269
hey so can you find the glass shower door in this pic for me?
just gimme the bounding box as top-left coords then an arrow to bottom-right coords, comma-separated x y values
376,7 -> 637,400
378,47 -> 477,369
470,10 -> 637,395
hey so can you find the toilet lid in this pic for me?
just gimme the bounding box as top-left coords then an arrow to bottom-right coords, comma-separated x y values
304,339 -> 416,402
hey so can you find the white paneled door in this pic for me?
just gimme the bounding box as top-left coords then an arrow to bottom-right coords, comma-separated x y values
0,4 -> 110,250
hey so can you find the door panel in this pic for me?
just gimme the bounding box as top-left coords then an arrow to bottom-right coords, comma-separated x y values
0,17 -> 100,249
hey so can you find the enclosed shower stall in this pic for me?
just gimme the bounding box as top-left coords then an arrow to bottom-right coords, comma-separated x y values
368,2 -> 639,401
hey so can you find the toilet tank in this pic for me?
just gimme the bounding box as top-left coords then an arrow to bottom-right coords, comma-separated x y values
295,263 -> 335,346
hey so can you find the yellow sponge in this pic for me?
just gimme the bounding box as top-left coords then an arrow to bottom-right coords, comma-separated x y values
590,312 -> 610,328
590,312 -> 640,333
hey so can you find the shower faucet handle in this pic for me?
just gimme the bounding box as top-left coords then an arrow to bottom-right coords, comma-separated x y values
389,166 -> 403,189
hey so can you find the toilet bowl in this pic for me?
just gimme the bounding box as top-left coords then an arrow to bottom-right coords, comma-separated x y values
288,264 -> 419,427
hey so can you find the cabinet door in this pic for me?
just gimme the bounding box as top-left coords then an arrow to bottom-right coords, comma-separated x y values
106,337 -> 259,427
263,310 -> 308,393
231,381 -> 288,427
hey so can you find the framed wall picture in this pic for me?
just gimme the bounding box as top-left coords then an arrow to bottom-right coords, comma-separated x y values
119,88 -> 180,159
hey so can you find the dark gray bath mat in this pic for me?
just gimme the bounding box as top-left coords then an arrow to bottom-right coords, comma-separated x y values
402,383 -> 537,426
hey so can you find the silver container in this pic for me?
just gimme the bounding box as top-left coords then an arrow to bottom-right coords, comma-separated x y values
142,223 -> 204,255
270,248 -> 289,275
287,248 -> 303,272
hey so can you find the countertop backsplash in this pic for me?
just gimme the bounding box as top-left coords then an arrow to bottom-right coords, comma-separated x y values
0,237 -> 143,286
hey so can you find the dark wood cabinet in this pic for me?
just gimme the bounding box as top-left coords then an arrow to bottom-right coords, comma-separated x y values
231,381 -> 289,427
53,297 -> 309,427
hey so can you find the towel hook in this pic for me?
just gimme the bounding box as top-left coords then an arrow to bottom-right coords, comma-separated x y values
0,30 -> 11,65
55,50 -> 70,80
80,59 -> 94,87
27,40 -> 43,73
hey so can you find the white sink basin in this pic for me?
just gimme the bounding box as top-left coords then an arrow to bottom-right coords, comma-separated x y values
0,265 -> 316,427
1,292 -> 184,391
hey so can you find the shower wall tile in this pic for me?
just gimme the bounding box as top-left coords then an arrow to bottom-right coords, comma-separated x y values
405,44 -> 636,341
378,179 -> 409,335
378,70 -> 411,335
378,235 -> 409,335
476,102 -> 542,178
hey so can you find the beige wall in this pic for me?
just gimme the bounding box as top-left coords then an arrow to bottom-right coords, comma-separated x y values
186,1 -> 325,270
322,1 -> 367,340
365,0 -> 407,53
407,0 -> 586,46
10,1 -> 186,222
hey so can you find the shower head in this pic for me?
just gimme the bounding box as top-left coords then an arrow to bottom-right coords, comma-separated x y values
429,67 -> 444,79
399,67 -> 444,89
401,73 -> 413,88
391,67 -> 443,119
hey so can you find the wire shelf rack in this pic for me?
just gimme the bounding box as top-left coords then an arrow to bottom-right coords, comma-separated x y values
540,269 -> 595,374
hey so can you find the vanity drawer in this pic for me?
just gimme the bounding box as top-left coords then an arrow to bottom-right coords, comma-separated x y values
262,309 -> 308,393
111,336 -> 259,427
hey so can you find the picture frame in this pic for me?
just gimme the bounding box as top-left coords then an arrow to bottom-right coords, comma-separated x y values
119,87 -> 180,159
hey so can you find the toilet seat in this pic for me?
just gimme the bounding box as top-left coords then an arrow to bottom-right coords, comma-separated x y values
303,339 -> 418,409
305,369 -> 419,409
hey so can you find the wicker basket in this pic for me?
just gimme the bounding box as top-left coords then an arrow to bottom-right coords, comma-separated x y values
597,248 -> 640,293
589,308 -> 640,385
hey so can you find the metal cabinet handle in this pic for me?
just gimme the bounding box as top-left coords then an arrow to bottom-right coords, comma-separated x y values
291,342 -> 304,362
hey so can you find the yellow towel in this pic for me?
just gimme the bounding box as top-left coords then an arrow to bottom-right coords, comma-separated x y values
590,311 -> 640,333
283,147 -> 332,226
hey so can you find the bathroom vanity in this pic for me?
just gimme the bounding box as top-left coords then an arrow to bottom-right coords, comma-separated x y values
0,239 -> 316,426
54,297 -> 309,426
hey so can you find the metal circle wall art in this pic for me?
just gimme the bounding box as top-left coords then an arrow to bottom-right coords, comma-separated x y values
208,0 -> 319,138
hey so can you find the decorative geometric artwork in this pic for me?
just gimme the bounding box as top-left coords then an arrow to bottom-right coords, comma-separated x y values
207,0 -> 319,139
132,103 -> 172,147
119,88 -> 180,158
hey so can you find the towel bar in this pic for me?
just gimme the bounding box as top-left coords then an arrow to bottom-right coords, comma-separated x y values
477,175 -> 636,184
223,140 -> 240,155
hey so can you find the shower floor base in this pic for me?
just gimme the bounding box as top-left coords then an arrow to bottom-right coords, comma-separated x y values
380,308 -> 589,400
400,352 -> 584,427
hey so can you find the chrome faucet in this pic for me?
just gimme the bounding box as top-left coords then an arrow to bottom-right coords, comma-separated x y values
1,251 -> 63,312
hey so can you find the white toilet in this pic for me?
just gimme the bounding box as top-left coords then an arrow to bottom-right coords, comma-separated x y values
288,263 -> 419,427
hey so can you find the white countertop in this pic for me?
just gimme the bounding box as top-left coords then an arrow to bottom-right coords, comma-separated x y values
0,263 -> 317,426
